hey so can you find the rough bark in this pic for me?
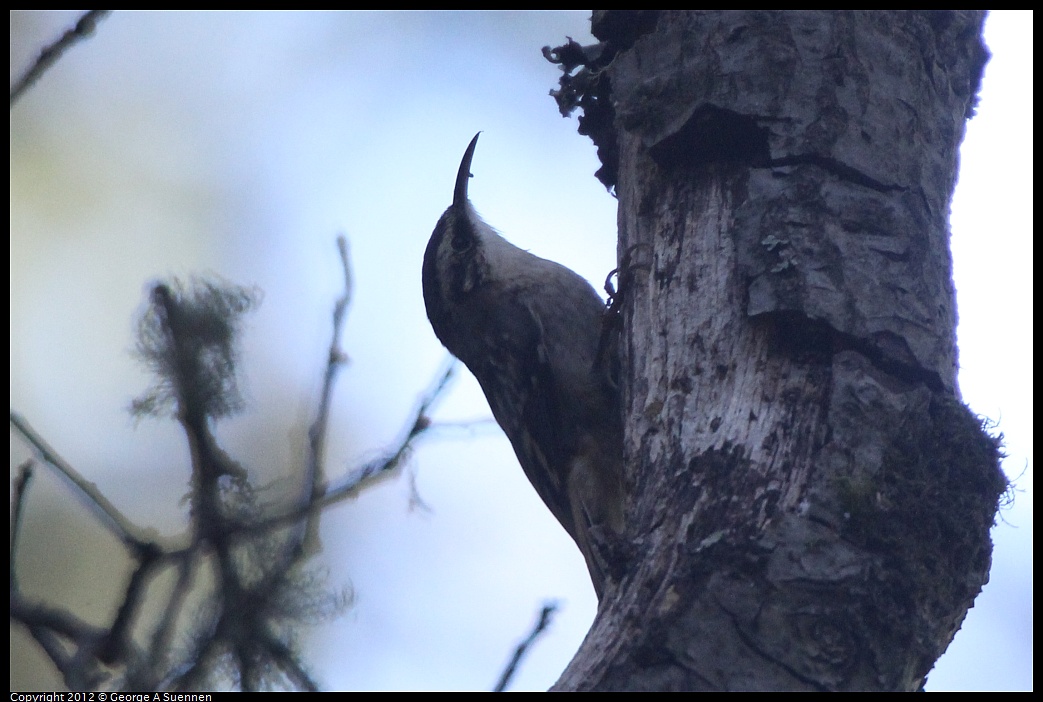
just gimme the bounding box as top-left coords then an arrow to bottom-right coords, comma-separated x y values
548,10 -> 1004,691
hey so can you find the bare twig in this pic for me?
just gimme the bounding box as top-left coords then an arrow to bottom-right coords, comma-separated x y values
11,593 -> 128,689
301,235 -> 354,555
266,635 -> 320,692
10,411 -> 151,546
10,460 -> 34,590
493,601 -> 560,692
23,622 -> 109,691
141,552 -> 203,688
328,358 -> 456,498
307,235 -> 353,486
98,542 -> 163,664
165,359 -> 460,548
10,595 -> 110,649
10,10 -> 112,108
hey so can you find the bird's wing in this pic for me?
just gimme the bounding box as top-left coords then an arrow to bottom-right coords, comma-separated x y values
467,297 -> 581,544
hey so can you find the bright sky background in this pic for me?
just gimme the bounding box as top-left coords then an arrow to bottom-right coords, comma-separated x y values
10,11 -> 1031,692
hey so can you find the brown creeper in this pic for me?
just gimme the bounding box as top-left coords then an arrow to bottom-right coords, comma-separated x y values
422,134 -> 624,598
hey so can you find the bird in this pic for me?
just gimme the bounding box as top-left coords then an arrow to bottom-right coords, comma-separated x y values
422,133 -> 624,598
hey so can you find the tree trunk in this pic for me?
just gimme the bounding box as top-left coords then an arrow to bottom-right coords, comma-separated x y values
549,10 -> 1004,691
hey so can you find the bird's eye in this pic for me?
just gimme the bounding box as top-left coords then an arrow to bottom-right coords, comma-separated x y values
451,232 -> 471,252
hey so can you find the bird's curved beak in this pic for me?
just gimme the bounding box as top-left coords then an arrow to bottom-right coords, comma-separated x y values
454,132 -> 481,207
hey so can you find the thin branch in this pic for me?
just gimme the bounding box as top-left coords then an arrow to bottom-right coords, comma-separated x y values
10,411 -> 151,547
300,234 -> 354,555
10,10 -> 112,108
24,622 -> 109,691
314,357 -> 456,507
334,363 -> 450,481
11,592 -> 136,690
10,594 -> 110,648
170,635 -> 224,693
10,460 -> 34,590
98,542 -> 163,664
140,552 -> 203,689
161,359 -> 459,550
493,601 -> 560,692
307,234 -> 353,488
237,644 -> 259,693
265,634 -> 320,692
